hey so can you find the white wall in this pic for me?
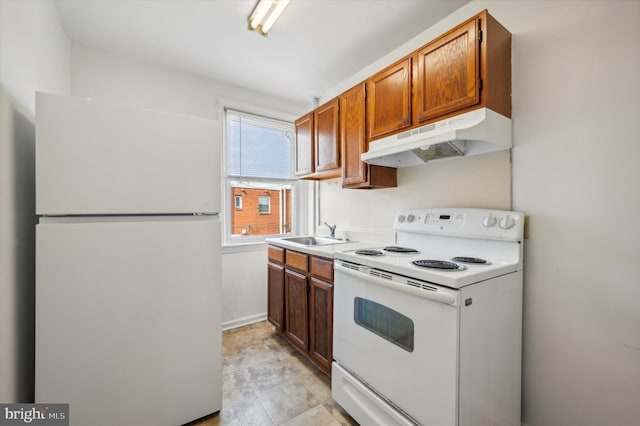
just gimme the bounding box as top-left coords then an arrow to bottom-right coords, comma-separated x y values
0,0 -> 70,114
321,1 -> 640,425
71,45 -> 307,121
506,2 -> 640,425
318,151 -> 511,238
0,0 -> 70,402
70,45 -> 308,329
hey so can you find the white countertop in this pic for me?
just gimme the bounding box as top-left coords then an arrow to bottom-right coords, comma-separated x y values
265,237 -> 379,258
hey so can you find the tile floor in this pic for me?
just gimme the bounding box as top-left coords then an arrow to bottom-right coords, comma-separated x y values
192,321 -> 358,425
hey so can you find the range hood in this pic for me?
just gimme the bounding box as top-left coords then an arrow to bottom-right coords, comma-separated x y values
361,108 -> 512,168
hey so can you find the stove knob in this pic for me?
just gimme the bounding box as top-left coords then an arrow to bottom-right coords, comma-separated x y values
482,214 -> 497,228
406,214 -> 415,223
397,215 -> 406,223
499,215 -> 516,230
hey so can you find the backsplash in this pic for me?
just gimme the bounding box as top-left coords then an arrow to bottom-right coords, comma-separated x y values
318,150 -> 511,234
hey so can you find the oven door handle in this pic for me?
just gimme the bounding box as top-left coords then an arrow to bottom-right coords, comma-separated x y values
335,263 -> 458,306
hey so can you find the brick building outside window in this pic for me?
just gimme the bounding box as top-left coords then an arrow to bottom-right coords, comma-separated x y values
231,187 -> 292,236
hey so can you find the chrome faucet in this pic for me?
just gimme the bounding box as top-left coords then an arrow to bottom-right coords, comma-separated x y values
324,222 -> 337,238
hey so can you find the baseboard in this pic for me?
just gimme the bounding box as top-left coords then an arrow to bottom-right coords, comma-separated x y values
222,313 -> 267,331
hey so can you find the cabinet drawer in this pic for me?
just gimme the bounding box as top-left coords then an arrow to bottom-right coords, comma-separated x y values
286,250 -> 308,273
268,245 -> 285,264
310,256 -> 333,282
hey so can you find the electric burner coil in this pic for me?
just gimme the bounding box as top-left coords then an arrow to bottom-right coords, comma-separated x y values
412,260 -> 462,270
451,256 -> 488,264
355,249 -> 384,256
383,246 -> 419,253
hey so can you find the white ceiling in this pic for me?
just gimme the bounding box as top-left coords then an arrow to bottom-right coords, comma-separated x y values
54,0 -> 470,105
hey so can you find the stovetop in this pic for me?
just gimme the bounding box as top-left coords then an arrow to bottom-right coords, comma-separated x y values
334,208 -> 524,289
335,247 -> 517,288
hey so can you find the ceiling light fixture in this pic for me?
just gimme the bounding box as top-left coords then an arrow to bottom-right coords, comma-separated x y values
248,0 -> 290,36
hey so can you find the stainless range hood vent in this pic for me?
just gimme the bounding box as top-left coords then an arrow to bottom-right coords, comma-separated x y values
361,108 -> 511,168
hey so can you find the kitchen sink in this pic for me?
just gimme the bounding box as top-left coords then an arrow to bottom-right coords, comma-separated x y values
280,236 -> 349,246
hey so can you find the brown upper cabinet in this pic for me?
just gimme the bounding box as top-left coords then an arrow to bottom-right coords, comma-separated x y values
414,10 -> 511,124
293,9 -> 510,181
295,100 -> 341,180
414,18 -> 479,122
314,98 -> 341,177
340,84 -> 396,189
294,112 -> 314,177
366,57 -> 412,140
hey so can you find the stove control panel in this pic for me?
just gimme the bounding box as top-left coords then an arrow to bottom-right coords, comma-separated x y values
394,208 -> 524,241
424,213 -> 465,226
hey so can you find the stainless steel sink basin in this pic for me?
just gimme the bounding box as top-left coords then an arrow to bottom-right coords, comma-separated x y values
280,236 -> 348,246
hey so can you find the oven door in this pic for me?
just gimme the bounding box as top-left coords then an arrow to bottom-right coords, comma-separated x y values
332,262 -> 460,426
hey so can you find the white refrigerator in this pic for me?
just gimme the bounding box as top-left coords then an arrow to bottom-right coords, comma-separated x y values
35,93 -> 222,425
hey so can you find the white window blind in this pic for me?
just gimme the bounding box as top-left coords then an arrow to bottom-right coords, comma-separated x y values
226,109 -> 294,180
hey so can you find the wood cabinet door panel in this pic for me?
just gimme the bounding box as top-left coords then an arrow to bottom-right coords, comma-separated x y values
309,277 -> 333,375
415,18 -> 479,123
284,269 -> 309,352
341,83 -> 397,189
267,262 -> 285,331
367,57 -> 412,140
295,113 -> 314,176
340,84 -> 368,186
314,99 -> 340,172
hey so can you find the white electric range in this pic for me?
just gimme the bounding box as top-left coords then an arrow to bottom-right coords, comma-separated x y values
331,208 -> 524,426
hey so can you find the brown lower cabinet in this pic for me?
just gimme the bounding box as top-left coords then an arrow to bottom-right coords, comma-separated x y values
267,245 -> 334,376
309,277 -> 333,373
267,262 -> 284,331
284,268 -> 309,352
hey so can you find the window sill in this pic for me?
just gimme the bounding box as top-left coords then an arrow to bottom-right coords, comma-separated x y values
222,241 -> 267,254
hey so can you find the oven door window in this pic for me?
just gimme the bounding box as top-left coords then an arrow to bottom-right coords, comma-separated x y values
354,297 -> 414,352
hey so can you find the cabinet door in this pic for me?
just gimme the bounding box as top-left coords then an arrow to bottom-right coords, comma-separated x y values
341,84 -> 398,189
340,84 -> 368,186
366,57 -> 412,140
294,113 -> 314,176
314,99 -> 340,173
309,277 -> 333,375
285,269 -> 309,352
414,17 -> 480,123
267,262 -> 285,331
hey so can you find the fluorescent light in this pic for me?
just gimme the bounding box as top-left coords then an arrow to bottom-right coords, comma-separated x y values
249,0 -> 274,29
261,0 -> 290,33
248,0 -> 290,36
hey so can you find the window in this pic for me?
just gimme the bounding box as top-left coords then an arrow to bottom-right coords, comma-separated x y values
224,108 -> 297,243
258,196 -> 270,214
